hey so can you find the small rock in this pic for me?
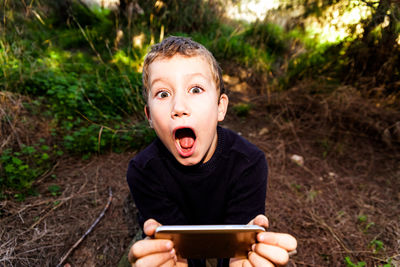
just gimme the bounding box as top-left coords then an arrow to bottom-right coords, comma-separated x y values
258,127 -> 269,136
328,172 -> 337,178
290,154 -> 304,166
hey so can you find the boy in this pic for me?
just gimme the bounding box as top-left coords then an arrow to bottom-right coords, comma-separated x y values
126,36 -> 297,267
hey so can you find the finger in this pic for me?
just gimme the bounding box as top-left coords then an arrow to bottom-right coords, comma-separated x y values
159,258 -> 177,267
143,218 -> 162,236
131,239 -> 173,259
242,259 -> 253,267
135,250 -> 176,267
176,259 -> 188,266
248,251 -> 274,267
248,214 -> 269,228
253,243 -> 289,266
230,258 -> 248,267
257,232 -> 297,251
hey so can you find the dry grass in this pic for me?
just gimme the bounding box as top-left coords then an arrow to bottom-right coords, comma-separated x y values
0,91 -> 27,153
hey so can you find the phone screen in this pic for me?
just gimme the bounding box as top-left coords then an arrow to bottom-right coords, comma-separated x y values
154,225 -> 265,259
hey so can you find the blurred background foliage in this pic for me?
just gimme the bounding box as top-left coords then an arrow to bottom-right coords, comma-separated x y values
0,0 -> 399,196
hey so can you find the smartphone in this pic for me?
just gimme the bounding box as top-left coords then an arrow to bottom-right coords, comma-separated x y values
154,225 -> 265,259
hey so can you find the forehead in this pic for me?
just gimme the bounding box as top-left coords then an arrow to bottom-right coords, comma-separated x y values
148,55 -> 214,85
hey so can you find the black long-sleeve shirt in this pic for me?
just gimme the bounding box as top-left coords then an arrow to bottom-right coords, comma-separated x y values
126,126 -> 268,267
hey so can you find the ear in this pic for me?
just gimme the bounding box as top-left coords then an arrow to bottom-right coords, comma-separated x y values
144,106 -> 153,128
217,94 -> 229,122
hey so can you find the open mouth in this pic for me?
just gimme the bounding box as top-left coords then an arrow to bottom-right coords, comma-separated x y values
174,128 -> 196,157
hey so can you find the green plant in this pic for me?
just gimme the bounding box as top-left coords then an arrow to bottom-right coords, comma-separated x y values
48,185 -> 61,196
1,149 -> 38,192
285,33 -> 341,87
291,183 -> 302,191
318,138 -> 332,158
306,190 -> 318,202
344,256 -> 366,267
380,258 -> 393,267
357,214 -> 367,223
232,103 -> 252,117
369,239 -> 384,253
243,21 -> 287,55
0,1 -> 158,196
357,214 -> 376,233
137,0 -> 223,34
0,142 -> 62,197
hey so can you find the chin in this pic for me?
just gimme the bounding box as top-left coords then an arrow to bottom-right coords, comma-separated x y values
176,156 -> 202,166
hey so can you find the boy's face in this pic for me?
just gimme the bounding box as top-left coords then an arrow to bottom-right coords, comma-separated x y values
145,55 -> 228,166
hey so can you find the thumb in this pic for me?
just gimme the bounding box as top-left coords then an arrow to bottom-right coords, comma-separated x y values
248,214 -> 269,229
143,218 -> 162,237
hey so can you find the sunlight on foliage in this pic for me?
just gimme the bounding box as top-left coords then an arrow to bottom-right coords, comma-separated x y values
44,50 -> 72,70
225,0 -> 280,22
111,48 -> 149,72
112,50 -> 135,66
305,0 -> 372,44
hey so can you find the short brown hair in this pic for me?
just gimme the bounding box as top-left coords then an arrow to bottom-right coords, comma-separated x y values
142,36 -> 225,103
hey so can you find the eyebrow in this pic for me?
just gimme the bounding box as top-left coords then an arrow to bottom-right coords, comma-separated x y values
150,72 -> 210,88
150,77 -> 168,88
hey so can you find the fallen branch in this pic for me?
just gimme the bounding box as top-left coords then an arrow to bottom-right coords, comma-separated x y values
56,187 -> 113,267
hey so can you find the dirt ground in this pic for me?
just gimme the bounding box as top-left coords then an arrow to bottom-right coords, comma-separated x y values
1,77 -> 399,266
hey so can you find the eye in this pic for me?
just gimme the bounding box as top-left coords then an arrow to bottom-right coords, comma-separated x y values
156,91 -> 170,99
189,86 -> 204,94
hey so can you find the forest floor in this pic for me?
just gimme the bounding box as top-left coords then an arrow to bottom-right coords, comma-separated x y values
1,70 -> 400,266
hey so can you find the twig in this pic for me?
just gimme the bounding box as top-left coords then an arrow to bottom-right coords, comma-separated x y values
29,199 -> 65,230
33,161 -> 60,186
56,187 -> 113,267
300,164 -> 320,179
70,14 -> 104,64
0,194 -> 86,224
308,211 -> 352,254
75,110 -> 127,133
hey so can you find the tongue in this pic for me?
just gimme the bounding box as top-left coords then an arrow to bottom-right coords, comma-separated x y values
179,136 -> 195,149
176,129 -> 195,149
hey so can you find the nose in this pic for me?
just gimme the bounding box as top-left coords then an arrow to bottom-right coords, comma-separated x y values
171,93 -> 189,118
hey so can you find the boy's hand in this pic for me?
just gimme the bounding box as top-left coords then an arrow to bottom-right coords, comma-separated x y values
230,215 -> 297,267
128,219 -> 180,267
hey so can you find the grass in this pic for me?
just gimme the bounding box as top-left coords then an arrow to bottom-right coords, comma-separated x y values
189,22 -> 279,72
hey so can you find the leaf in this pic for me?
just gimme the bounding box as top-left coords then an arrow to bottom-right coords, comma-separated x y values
18,164 -> 29,171
12,157 -> 23,165
48,185 -> 61,196
5,164 -> 15,173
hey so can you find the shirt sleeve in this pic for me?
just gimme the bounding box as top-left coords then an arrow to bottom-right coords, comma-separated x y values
223,152 -> 268,224
126,159 -> 188,229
